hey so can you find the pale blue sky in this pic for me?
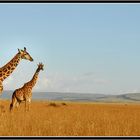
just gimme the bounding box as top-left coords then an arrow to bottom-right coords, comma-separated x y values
1,4 -> 140,94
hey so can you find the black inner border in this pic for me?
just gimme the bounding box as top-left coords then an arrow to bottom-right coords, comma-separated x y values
0,1 -> 139,3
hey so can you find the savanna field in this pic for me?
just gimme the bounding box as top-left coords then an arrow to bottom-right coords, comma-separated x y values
0,100 -> 139,136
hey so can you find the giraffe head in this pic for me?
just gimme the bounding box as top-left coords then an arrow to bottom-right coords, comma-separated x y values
37,62 -> 44,71
18,47 -> 34,62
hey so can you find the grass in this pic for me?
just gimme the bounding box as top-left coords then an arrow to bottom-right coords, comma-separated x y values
0,100 -> 139,136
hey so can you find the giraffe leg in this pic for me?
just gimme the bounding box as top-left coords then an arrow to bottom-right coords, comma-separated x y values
16,101 -> 21,110
10,101 -> 17,112
10,95 -> 17,112
27,99 -> 31,111
0,84 -> 3,96
27,102 -> 29,112
25,100 -> 27,112
10,100 -> 17,112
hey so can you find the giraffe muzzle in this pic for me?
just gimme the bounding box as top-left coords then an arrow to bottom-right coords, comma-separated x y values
30,58 -> 34,62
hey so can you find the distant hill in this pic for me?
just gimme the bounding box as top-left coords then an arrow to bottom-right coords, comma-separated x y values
1,90 -> 140,103
95,93 -> 140,103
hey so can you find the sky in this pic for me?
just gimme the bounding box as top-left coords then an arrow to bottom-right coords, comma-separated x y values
1,3 -> 140,94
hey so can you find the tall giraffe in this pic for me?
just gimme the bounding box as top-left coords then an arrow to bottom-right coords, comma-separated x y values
10,63 -> 44,112
0,47 -> 33,95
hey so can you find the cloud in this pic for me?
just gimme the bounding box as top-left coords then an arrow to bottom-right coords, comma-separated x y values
2,69 -> 110,94
33,75 -> 48,91
3,75 -> 14,89
34,72 -> 111,93
3,69 -> 140,95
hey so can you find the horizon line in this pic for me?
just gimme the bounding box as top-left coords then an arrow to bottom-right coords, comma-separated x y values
2,90 -> 140,95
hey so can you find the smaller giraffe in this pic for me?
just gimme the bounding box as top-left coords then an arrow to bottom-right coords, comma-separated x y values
10,63 -> 44,112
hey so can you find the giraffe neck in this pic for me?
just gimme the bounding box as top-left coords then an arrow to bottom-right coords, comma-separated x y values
27,68 -> 40,87
0,53 -> 21,82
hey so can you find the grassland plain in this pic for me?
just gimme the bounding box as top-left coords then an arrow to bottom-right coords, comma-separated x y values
0,100 -> 139,136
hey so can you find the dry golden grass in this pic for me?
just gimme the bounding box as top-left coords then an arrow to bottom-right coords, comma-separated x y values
0,100 -> 139,136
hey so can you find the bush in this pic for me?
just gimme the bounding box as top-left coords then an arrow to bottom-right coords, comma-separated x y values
49,102 -> 58,107
61,102 -> 67,106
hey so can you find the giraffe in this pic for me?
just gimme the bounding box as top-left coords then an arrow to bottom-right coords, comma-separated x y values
0,47 -> 33,95
10,63 -> 44,112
